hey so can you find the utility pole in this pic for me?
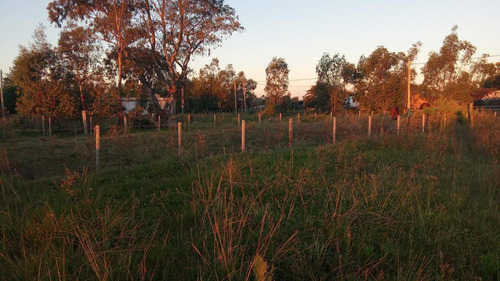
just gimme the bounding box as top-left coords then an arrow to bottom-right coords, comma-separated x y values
0,70 -> 5,119
234,80 -> 237,114
407,60 -> 411,114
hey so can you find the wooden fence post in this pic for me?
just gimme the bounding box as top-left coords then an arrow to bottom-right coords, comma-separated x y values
82,110 -> 88,135
332,116 -> 336,144
422,114 -> 426,133
42,116 -> 46,137
241,120 -> 246,152
95,125 -> 100,170
90,116 -> 93,134
238,113 -> 240,128
298,113 -> 300,123
177,122 -> 182,157
214,114 -> 217,129
158,115 -> 161,130
48,117 -> 52,138
279,113 -> 282,123
259,113 -> 261,126
469,103 -> 474,129
188,114 -> 191,130
314,112 -> 317,122
427,114 -> 432,132
397,115 -> 400,136
288,118 -> 293,149
124,115 -> 128,132
368,116 -> 372,137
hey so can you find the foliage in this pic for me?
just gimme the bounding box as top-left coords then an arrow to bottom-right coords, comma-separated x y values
422,26 -> 496,105
483,73 -> 500,89
1,119 -> 499,279
356,46 -> 406,112
186,58 -> 257,113
48,0 -> 142,120
304,82 -> 331,111
315,53 -> 359,113
1,76 -> 18,114
11,26 -> 75,118
432,97 -> 467,117
48,0 -> 242,119
236,71 -> 258,112
265,57 -> 290,107
253,255 -> 274,281
58,22 -> 100,112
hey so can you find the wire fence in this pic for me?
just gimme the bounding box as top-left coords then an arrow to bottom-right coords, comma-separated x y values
0,110 -> 498,180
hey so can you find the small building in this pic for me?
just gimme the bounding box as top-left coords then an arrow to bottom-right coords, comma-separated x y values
121,95 -> 176,115
121,97 -> 144,114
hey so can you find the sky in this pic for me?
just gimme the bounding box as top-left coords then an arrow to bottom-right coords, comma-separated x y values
1,0 -> 499,98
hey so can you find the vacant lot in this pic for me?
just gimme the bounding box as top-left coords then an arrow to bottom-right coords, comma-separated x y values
0,112 -> 499,280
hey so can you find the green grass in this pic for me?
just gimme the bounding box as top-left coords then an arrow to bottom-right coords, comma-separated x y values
0,111 -> 499,280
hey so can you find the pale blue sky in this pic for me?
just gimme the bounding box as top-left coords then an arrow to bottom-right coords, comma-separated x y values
1,0 -> 499,97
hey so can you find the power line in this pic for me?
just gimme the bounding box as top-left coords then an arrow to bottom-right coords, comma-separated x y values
412,54 -> 500,65
254,77 -> 316,83
201,54 -> 500,89
252,54 -> 500,83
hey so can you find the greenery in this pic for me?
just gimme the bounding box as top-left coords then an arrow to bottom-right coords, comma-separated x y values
0,111 -> 498,280
265,57 -> 290,107
1,4 -> 500,279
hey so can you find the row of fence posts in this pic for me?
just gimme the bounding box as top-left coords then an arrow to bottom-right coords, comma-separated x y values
24,104 -> 499,140
131,108 -> 494,134
95,106 -> 494,137
91,110 -> 492,170
205,112 -> 434,135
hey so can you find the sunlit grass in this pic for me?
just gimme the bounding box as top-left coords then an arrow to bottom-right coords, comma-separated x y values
0,111 -> 499,280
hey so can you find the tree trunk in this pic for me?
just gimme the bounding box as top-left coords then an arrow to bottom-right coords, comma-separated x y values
79,84 -> 86,111
181,87 -> 185,114
117,51 -> 123,126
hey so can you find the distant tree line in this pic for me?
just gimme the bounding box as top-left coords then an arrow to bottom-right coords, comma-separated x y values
5,0 -> 243,120
2,10 -> 499,121
305,26 -> 500,114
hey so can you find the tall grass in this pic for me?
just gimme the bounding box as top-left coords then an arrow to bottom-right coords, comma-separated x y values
0,111 -> 499,280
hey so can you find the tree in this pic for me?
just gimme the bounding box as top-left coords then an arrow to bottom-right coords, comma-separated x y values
404,41 -> 422,112
483,65 -> 500,88
1,76 -> 18,114
422,26 -> 484,105
187,59 -> 256,113
356,46 -> 406,112
58,22 -> 100,112
48,0 -> 242,120
48,0 -> 142,121
315,53 -> 358,113
190,58 -> 226,112
264,57 -> 289,110
236,71 -> 257,112
304,82 -> 331,111
11,26 -> 74,119
136,0 -> 242,116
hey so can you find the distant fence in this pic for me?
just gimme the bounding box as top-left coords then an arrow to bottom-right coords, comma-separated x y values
474,104 -> 500,112
1,109 -> 497,180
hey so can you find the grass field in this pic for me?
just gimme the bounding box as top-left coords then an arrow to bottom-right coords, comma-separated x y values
0,111 -> 499,280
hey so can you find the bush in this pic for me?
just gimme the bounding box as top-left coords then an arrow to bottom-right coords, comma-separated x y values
433,97 -> 467,117
262,100 -> 277,117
